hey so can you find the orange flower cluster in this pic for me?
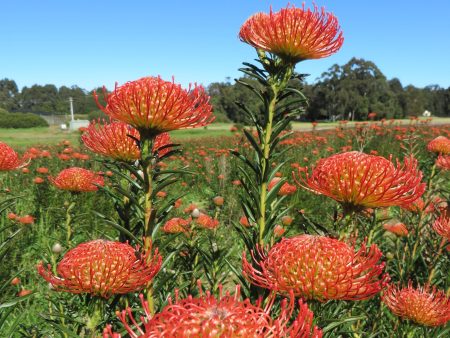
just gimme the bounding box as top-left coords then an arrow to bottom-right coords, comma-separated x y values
50,167 -> 104,192
37,239 -> 161,298
243,235 -> 388,301
94,76 -> 214,136
436,155 -> 450,170
239,4 -> 343,63
382,282 -> 450,327
162,217 -> 191,234
0,142 -> 25,171
103,285 -> 322,338
383,222 -> 409,237
82,120 -> 140,161
82,120 -> 173,161
427,136 -> 450,155
297,151 -> 425,212
433,213 -> 450,241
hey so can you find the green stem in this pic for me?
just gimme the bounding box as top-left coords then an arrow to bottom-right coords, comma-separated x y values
65,200 -> 75,246
258,89 -> 278,245
141,137 -> 155,240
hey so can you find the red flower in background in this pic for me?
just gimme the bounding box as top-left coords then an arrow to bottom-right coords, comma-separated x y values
38,239 -> 161,298
162,217 -> 191,234
243,235 -> 388,301
382,282 -> 450,327
383,222 -> 408,237
433,213 -> 450,241
103,285 -> 322,338
296,151 -> 425,212
427,136 -> 450,155
195,214 -> 219,230
94,76 -> 214,136
0,142 -> 25,171
50,167 -> 104,192
436,155 -> 450,170
239,4 -> 343,63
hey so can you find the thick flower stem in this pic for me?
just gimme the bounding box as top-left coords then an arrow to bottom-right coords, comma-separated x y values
65,200 -> 76,246
140,135 -> 157,314
141,137 -> 155,241
258,90 -> 278,245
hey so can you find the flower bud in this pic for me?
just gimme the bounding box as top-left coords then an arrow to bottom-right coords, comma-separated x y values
213,196 -> 224,206
191,208 -> 201,218
52,243 -> 63,254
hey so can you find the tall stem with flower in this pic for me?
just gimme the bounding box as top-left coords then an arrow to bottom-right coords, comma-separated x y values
233,5 -> 343,253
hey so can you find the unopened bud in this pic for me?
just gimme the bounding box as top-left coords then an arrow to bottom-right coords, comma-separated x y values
191,208 -> 201,218
52,243 -> 63,254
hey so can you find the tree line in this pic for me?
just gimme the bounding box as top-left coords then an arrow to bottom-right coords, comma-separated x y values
1,58 -> 449,122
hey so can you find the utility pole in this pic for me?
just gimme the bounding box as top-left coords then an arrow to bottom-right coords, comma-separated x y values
69,97 -> 74,121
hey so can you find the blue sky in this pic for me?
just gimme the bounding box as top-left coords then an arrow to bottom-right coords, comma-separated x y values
1,1 -> 449,90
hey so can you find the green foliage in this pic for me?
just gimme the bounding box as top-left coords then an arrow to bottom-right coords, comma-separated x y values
0,111 -> 48,128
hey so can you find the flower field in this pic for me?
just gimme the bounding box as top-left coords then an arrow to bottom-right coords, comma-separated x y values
1,4 -> 450,338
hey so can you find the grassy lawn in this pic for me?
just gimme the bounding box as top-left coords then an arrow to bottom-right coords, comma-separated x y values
1,118 -> 449,149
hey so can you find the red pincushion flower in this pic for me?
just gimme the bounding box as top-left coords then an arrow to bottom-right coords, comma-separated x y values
82,120 -> 172,161
0,142 -> 25,171
296,151 -> 425,212
239,4 -> 343,63
162,217 -> 191,234
50,167 -> 104,192
436,155 -> 450,170
103,285 -> 322,338
243,235 -> 388,301
37,239 -> 162,298
268,177 -> 297,196
427,136 -> 450,155
94,76 -> 214,136
195,213 -> 219,230
383,222 -> 408,237
433,213 -> 450,241
382,282 -> 450,327
82,120 -> 140,161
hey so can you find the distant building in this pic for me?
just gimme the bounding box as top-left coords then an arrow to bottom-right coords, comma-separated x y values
423,110 -> 432,117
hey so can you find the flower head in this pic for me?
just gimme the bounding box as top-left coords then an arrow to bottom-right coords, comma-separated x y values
427,136 -> 450,155
94,77 -> 214,136
243,235 -> 388,301
37,239 -> 161,298
50,167 -> 104,192
382,282 -> 450,327
162,217 -> 191,234
0,142 -> 25,171
436,155 -> 450,170
432,213 -> 450,241
103,284 -> 322,338
239,4 -> 343,63
195,213 -> 219,230
296,151 -> 425,212
383,222 -> 408,237
82,120 -> 140,161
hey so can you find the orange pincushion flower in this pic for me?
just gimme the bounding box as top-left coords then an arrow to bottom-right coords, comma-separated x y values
103,285 -> 322,338
37,239 -> 161,298
436,155 -> 450,170
383,222 -> 408,237
162,217 -> 191,234
268,177 -> 297,196
82,120 -> 140,161
296,151 -> 425,212
94,77 -> 214,136
382,282 -> 450,327
0,142 -> 25,171
239,4 -> 343,63
427,136 -> 450,155
243,235 -> 388,301
432,213 -> 450,241
50,167 -> 104,192
195,214 -> 219,230
82,120 -> 172,161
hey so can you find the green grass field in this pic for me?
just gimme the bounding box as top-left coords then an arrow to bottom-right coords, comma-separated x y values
1,118 -> 449,148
